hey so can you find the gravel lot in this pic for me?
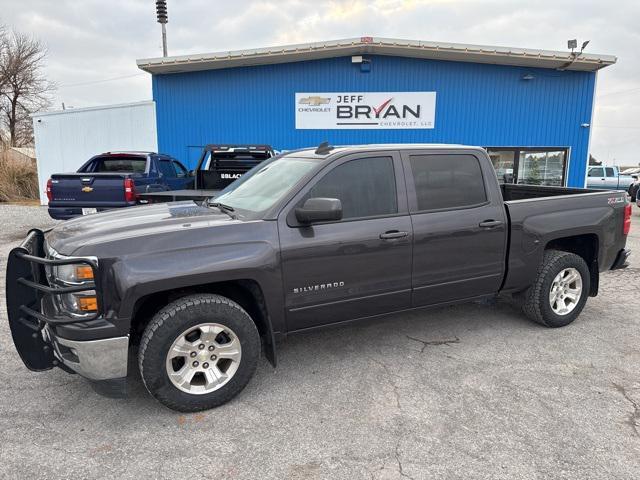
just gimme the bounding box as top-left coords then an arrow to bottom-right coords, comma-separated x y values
1,203 -> 639,479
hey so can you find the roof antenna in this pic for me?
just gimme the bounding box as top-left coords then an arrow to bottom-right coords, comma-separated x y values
315,141 -> 334,155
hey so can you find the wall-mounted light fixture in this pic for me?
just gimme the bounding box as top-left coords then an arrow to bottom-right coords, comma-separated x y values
352,55 -> 372,72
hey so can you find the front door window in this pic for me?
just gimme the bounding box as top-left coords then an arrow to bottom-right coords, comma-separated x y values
302,156 -> 397,219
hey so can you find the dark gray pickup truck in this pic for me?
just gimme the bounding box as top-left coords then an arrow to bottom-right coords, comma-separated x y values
6,144 -> 631,412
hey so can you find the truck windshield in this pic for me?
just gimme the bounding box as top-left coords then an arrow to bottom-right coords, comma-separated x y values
213,156 -> 318,216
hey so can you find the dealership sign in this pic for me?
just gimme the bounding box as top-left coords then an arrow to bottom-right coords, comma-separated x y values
295,92 -> 436,130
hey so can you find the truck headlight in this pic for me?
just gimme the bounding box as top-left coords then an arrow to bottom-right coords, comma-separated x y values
52,264 -> 95,284
45,244 -> 98,315
60,291 -> 98,314
52,267 -> 98,314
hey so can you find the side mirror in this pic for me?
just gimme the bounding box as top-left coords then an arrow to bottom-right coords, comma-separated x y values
295,197 -> 342,224
189,170 -> 196,177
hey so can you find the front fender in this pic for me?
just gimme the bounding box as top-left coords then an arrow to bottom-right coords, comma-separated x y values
114,241 -> 281,310
107,240 -> 284,367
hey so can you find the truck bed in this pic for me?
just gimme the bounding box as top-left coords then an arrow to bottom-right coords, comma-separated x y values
500,183 -> 629,294
500,183 -> 606,201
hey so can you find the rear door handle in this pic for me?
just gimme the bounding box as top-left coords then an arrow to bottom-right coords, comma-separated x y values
380,230 -> 408,240
479,220 -> 503,228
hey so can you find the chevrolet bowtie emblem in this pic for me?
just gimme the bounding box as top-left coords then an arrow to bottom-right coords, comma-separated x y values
82,186 -> 93,193
299,96 -> 331,106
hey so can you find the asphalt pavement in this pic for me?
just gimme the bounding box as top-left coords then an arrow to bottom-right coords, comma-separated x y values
0,203 -> 639,479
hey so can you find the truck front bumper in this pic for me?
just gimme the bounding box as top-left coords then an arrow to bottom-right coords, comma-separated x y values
6,229 -> 128,397
44,327 -> 129,380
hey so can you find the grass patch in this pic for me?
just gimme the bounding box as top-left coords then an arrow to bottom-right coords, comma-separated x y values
0,151 -> 39,202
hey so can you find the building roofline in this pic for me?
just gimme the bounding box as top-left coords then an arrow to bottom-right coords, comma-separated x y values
136,37 -> 616,75
31,100 -> 155,118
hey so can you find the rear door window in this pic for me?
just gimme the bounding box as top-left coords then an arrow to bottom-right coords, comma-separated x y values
158,159 -> 177,177
172,160 -> 188,178
408,154 -> 487,211
303,156 -> 397,220
605,167 -> 615,177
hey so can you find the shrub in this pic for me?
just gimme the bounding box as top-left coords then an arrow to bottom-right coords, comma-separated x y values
0,150 -> 40,202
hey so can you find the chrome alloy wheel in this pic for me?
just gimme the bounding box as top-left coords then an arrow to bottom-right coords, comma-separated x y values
165,323 -> 242,394
549,267 -> 583,316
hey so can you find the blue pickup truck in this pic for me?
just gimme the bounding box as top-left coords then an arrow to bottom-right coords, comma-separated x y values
586,165 -> 634,191
46,152 -> 193,220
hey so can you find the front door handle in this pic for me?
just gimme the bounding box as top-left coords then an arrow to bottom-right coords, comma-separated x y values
479,220 -> 503,229
380,230 -> 408,240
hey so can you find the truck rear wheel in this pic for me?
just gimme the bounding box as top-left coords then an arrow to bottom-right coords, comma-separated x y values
522,249 -> 590,328
138,294 -> 260,412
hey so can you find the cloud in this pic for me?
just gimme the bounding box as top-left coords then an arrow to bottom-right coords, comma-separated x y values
1,0 -> 638,163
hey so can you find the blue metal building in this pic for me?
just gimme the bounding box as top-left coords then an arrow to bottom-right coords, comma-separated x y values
137,37 -> 616,187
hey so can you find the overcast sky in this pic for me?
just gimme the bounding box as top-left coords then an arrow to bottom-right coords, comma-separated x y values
2,0 -> 639,164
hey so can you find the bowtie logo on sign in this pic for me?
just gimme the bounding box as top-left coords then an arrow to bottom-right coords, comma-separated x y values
299,96 -> 331,106
295,92 -> 436,130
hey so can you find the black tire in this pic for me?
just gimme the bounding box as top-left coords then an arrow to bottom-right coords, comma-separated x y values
138,294 -> 260,412
628,183 -> 639,203
522,249 -> 590,328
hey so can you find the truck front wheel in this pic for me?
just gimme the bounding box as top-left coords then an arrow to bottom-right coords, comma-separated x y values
138,294 -> 260,412
522,249 -> 590,328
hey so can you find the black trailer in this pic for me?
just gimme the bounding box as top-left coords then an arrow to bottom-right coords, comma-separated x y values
194,144 -> 275,190
138,144 -> 275,203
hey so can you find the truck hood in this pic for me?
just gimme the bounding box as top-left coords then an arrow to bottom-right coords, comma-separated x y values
46,201 -> 237,255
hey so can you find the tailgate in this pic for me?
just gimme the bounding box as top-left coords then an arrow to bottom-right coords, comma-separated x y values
50,173 -> 128,207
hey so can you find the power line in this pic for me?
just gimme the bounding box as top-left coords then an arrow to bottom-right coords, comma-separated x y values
592,125 -> 640,129
597,86 -> 640,98
58,73 -> 146,88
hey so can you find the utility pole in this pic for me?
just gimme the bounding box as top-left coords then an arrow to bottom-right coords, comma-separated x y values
156,0 -> 168,57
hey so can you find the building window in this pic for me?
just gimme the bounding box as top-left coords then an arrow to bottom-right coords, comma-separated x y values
487,150 -> 516,184
486,148 -> 568,186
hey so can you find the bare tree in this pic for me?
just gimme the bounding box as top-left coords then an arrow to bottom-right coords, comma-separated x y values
0,29 -> 55,147
0,26 -> 8,148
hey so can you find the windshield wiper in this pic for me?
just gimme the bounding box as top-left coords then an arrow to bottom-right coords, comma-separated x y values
208,201 -> 236,218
